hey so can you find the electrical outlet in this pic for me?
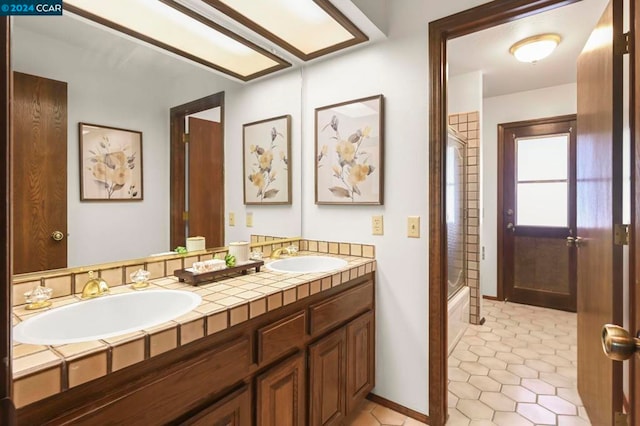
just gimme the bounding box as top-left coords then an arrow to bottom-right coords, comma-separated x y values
407,216 -> 420,238
229,212 -> 235,227
372,215 -> 383,235
246,212 -> 253,228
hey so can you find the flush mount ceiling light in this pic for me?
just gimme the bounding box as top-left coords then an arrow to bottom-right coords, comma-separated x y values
202,0 -> 368,60
509,34 -> 561,63
63,0 -> 290,81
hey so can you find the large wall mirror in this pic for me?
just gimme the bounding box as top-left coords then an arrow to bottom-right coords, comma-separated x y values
10,14 -> 303,275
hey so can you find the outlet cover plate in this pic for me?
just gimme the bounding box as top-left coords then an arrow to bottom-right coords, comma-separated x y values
246,212 -> 253,228
372,215 -> 383,235
229,212 -> 235,227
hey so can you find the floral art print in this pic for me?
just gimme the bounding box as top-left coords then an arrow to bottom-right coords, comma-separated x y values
80,123 -> 143,201
315,95 -> 384,205
243,115 -> 292,205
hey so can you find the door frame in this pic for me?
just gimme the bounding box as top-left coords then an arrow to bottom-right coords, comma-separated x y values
496,114 -> 577,309
631,0 -> 639,422
428,0 -> 581,423
0,16 -> 14,424
169,93 -> 225,250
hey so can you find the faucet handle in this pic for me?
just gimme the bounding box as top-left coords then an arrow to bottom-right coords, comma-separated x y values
287,245 -> 299,256
24,284 -> 53,310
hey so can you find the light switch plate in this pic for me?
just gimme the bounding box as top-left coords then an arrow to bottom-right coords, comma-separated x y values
408,216 -> 420,238
372,215 -> 383,235
229,212 -> 235,227
246,212 -> 253,228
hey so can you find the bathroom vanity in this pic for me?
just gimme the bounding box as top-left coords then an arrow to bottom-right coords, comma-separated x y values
12,241 -> 376,425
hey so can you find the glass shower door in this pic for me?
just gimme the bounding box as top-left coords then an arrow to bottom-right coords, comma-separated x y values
446,131 -> 467,298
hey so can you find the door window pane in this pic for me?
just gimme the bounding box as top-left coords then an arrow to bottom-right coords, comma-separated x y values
517,182 -> 568,226
517,135 -> 568,181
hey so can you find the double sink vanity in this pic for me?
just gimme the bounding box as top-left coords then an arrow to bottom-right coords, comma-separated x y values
11,238 -> 376,425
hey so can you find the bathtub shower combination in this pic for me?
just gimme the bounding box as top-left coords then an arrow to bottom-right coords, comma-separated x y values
447,130 -> 470,354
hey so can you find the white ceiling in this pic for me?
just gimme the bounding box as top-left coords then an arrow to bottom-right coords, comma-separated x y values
448,0 -> 609,98
14,0 -> 611,97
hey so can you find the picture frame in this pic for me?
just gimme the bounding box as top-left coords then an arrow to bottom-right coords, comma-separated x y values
315,94 -> 384,205
243,114 -> 292,205
79,122 -> 143,201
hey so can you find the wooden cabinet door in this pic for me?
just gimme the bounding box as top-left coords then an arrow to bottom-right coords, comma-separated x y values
309,328 -> 346,426
181,386 -> 251,426
256,352 -> 305,426
346,311 -> 375,414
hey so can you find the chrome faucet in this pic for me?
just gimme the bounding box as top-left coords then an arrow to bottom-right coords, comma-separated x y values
81,271 -> 110,299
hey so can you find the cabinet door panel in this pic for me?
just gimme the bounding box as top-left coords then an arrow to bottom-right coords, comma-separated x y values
181,386 -> 251,426
346,311 -> 375,414
309,328 -> 346,426
256,352 -> 305,426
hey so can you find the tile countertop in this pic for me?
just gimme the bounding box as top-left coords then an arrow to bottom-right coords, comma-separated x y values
11,252 -> 376,408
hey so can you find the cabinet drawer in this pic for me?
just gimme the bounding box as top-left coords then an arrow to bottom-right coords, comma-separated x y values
309,281 -> 373,337
258,311 -> 306,365
181,385 -> 251,426
66,337 -> 251,426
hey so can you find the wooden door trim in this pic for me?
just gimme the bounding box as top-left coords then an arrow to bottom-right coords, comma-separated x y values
496,114 -> 577,306
428,1 -> 579,423
0,17 -> 15,425
631,0 -> 639,422
169,93 -> 224,250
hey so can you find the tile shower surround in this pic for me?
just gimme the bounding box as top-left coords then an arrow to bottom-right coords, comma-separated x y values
10,238 -> 375,408
449,111 -> 481,325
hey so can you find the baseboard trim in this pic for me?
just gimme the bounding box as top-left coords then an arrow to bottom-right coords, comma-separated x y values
483,295 -> 499,301
367,393 -> 430,424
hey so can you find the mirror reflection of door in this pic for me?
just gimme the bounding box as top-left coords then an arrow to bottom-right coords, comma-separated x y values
170,93 -> 225,251
498,115 -> 577,312
12,71 -> 68,274
186,114 -> 223,248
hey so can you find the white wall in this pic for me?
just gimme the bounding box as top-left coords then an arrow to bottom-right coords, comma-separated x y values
449,71 -> 483,115
12,25 -> 239,267
224,71 -> 303,243
481,83 -> 577,296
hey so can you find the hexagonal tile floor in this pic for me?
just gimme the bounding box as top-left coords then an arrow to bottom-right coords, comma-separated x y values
345,399 -> 427,425
448,300 -> 591,425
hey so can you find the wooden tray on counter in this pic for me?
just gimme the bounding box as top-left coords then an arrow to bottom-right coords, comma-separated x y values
174,260 -> 265,285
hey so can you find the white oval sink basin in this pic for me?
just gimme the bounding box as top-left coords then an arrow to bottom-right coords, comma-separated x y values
267,256 -> 348,274
13,290 -> 201,345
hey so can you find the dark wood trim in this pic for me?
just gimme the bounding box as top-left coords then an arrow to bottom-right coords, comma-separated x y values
496,114 -> 577,310
631,0 -> 639,422
63,3 -> 290,82
366,393 -> 429,424
169,93 -> 225,250
428,1 -> 579,424
0,16 -> 15,426
202,0 -> 368,61
482,295 -> 499,301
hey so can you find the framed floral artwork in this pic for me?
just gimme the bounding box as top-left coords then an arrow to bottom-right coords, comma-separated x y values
315,94 -> 384,205
79,123 -> 143,201
243,115 -> 292,205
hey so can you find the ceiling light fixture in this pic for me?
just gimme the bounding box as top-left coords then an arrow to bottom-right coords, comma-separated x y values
63,0 -> 290,81
509,34 -> 561,63
203,0 -> 368,61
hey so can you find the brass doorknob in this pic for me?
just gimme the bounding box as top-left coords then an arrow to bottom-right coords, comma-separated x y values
574,236 -> 584,247
601,324 -> 640,361
51,231 -> 64,241
566,236 -> 575,247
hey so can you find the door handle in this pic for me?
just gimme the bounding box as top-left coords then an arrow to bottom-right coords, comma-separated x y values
566,236 -> 575,247
601,324 -> 640,361
51,231 -> 64,242
574,236 -> 584,247
506,223 -> 515,233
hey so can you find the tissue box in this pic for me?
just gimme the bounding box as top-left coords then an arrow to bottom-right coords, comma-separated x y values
186,236 -> 206,252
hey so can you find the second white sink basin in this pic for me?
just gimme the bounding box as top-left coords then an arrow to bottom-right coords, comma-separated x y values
13,290 -> 201,345
267,256 -> 348,274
